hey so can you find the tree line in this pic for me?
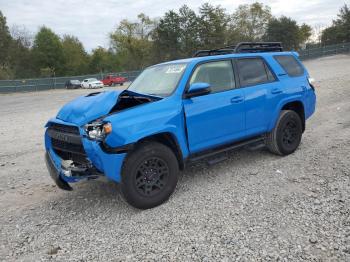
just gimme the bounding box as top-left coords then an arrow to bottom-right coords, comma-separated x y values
0,2 -> 349,80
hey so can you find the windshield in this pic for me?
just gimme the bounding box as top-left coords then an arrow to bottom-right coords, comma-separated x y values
88,78 -> 98,81
71,80 -> 80,84
128,63 -> 187,97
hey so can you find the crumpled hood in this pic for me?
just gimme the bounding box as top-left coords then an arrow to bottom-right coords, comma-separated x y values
56,90 -> 121,126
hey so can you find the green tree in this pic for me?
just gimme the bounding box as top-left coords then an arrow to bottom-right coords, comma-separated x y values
89,47 -> 120,73
8,24 -> 35,78
198,3 -> 229,49
152,10 -> 182,61
322,4 -> 350,44
264,16 -> 311,50
334,4 -> 350,41
32,26 -> 65,76
0,11 -> 13,79
62,35 -> 89,75
298,23 -> 312,46
321,26 -> 342,45
152,5 -> 201,60
8,38 -> 34,79
110,13 -> 154,70
178,5 -> 200,57
230,2 -> 272,42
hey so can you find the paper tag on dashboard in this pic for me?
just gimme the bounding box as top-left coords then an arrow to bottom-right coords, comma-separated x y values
166,65 -> 186,74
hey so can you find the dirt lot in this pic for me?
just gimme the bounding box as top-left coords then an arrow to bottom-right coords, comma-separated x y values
0,55 -> 350,261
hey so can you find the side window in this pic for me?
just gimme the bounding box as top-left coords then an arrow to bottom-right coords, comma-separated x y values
189,60 -> 235,93
237,58 -> 273,86
274,55 -> 304,77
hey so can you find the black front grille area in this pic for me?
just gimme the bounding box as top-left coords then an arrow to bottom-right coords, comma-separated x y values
48,123 -> 89,164
51,138 -> 85,154
50,123 -> 80,134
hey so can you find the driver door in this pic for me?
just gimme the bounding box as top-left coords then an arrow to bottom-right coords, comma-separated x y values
183,60 -> 246,153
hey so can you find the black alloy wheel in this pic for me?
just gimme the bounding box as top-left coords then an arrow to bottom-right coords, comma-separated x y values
134,157 -> 169,197
120,142 -> 179,209
266,110 -> 303,155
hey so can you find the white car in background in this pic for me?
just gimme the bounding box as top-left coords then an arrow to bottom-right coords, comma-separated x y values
81,78 -> 104,89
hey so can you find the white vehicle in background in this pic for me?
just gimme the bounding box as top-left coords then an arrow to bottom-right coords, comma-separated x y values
81,78 -> 104,89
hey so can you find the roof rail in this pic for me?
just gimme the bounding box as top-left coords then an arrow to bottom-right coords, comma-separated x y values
193,42 -> 283,57
234,42 -> 283,53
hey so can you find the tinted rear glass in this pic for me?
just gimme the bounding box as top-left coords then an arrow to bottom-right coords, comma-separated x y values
237,58 -> 271,86
274,55 -> 304,76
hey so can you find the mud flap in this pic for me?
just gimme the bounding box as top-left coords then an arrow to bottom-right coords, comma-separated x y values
45,152 -> 72,191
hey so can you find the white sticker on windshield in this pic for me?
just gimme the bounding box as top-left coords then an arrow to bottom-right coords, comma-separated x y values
165,65 -> 186,74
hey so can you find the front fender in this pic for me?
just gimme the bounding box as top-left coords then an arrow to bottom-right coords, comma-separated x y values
103,99 -> 190,158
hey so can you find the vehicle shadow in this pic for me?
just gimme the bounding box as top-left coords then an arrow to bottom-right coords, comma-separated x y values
176,147 -> 278,192
44,146 -> 281,215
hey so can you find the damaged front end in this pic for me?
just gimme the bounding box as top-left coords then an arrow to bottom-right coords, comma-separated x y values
44,121 -> 108,190
44,90 -> 161,190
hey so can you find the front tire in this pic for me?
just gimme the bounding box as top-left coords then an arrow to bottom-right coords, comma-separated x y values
265,110 -> 303,156
120,142 -> 179,209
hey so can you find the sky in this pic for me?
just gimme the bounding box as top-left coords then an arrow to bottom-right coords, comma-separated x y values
0,0 -> 349,51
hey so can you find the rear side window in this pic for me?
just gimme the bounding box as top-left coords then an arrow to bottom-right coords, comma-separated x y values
274,55 -> 304,76
190,60 -> 235,93
237,58 -> 275,86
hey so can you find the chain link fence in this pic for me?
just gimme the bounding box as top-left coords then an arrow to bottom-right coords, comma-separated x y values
299,42 -> 350,60
0,71 -> 141,94
1,43 -> 350,94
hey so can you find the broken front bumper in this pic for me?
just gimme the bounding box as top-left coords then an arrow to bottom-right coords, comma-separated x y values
45,151 -> 73,191
44,119 -> 127,189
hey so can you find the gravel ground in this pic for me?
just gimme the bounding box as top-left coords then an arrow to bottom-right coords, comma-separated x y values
0,55 -> 350,261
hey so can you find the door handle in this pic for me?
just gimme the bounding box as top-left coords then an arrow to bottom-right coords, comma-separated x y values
230,96 -> 244,103
271,88 -> 282,94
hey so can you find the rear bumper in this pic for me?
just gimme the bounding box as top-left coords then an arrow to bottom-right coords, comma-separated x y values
306,90 -> 316,120
44,120 -> 127,188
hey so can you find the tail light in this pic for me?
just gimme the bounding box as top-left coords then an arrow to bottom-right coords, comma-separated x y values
308,77 -> 317,90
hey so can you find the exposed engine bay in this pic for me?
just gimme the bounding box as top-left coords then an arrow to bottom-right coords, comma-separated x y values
109,90 -> 161,113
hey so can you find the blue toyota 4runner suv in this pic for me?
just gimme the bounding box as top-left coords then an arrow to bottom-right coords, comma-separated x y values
45,42 -> 316,209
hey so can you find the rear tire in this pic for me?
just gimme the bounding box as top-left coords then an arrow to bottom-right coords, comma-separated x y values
120,142 -> 179,209
265,110 -> 303,156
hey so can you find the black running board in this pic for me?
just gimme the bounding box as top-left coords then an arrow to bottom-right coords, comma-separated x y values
187,136 -> 265,164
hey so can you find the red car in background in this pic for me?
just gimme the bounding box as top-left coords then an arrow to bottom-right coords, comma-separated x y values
101,75 -> 127,86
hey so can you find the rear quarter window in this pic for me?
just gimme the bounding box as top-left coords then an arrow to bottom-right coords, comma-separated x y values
274,55 -> 304,77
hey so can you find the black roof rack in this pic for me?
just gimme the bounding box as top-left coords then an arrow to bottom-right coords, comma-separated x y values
193,42 -> 283,57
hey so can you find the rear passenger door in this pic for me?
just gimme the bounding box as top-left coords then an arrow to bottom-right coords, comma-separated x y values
236,57 -> 282,136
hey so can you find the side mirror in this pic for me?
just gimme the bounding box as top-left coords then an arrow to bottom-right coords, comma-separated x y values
185,82 -> 211,98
